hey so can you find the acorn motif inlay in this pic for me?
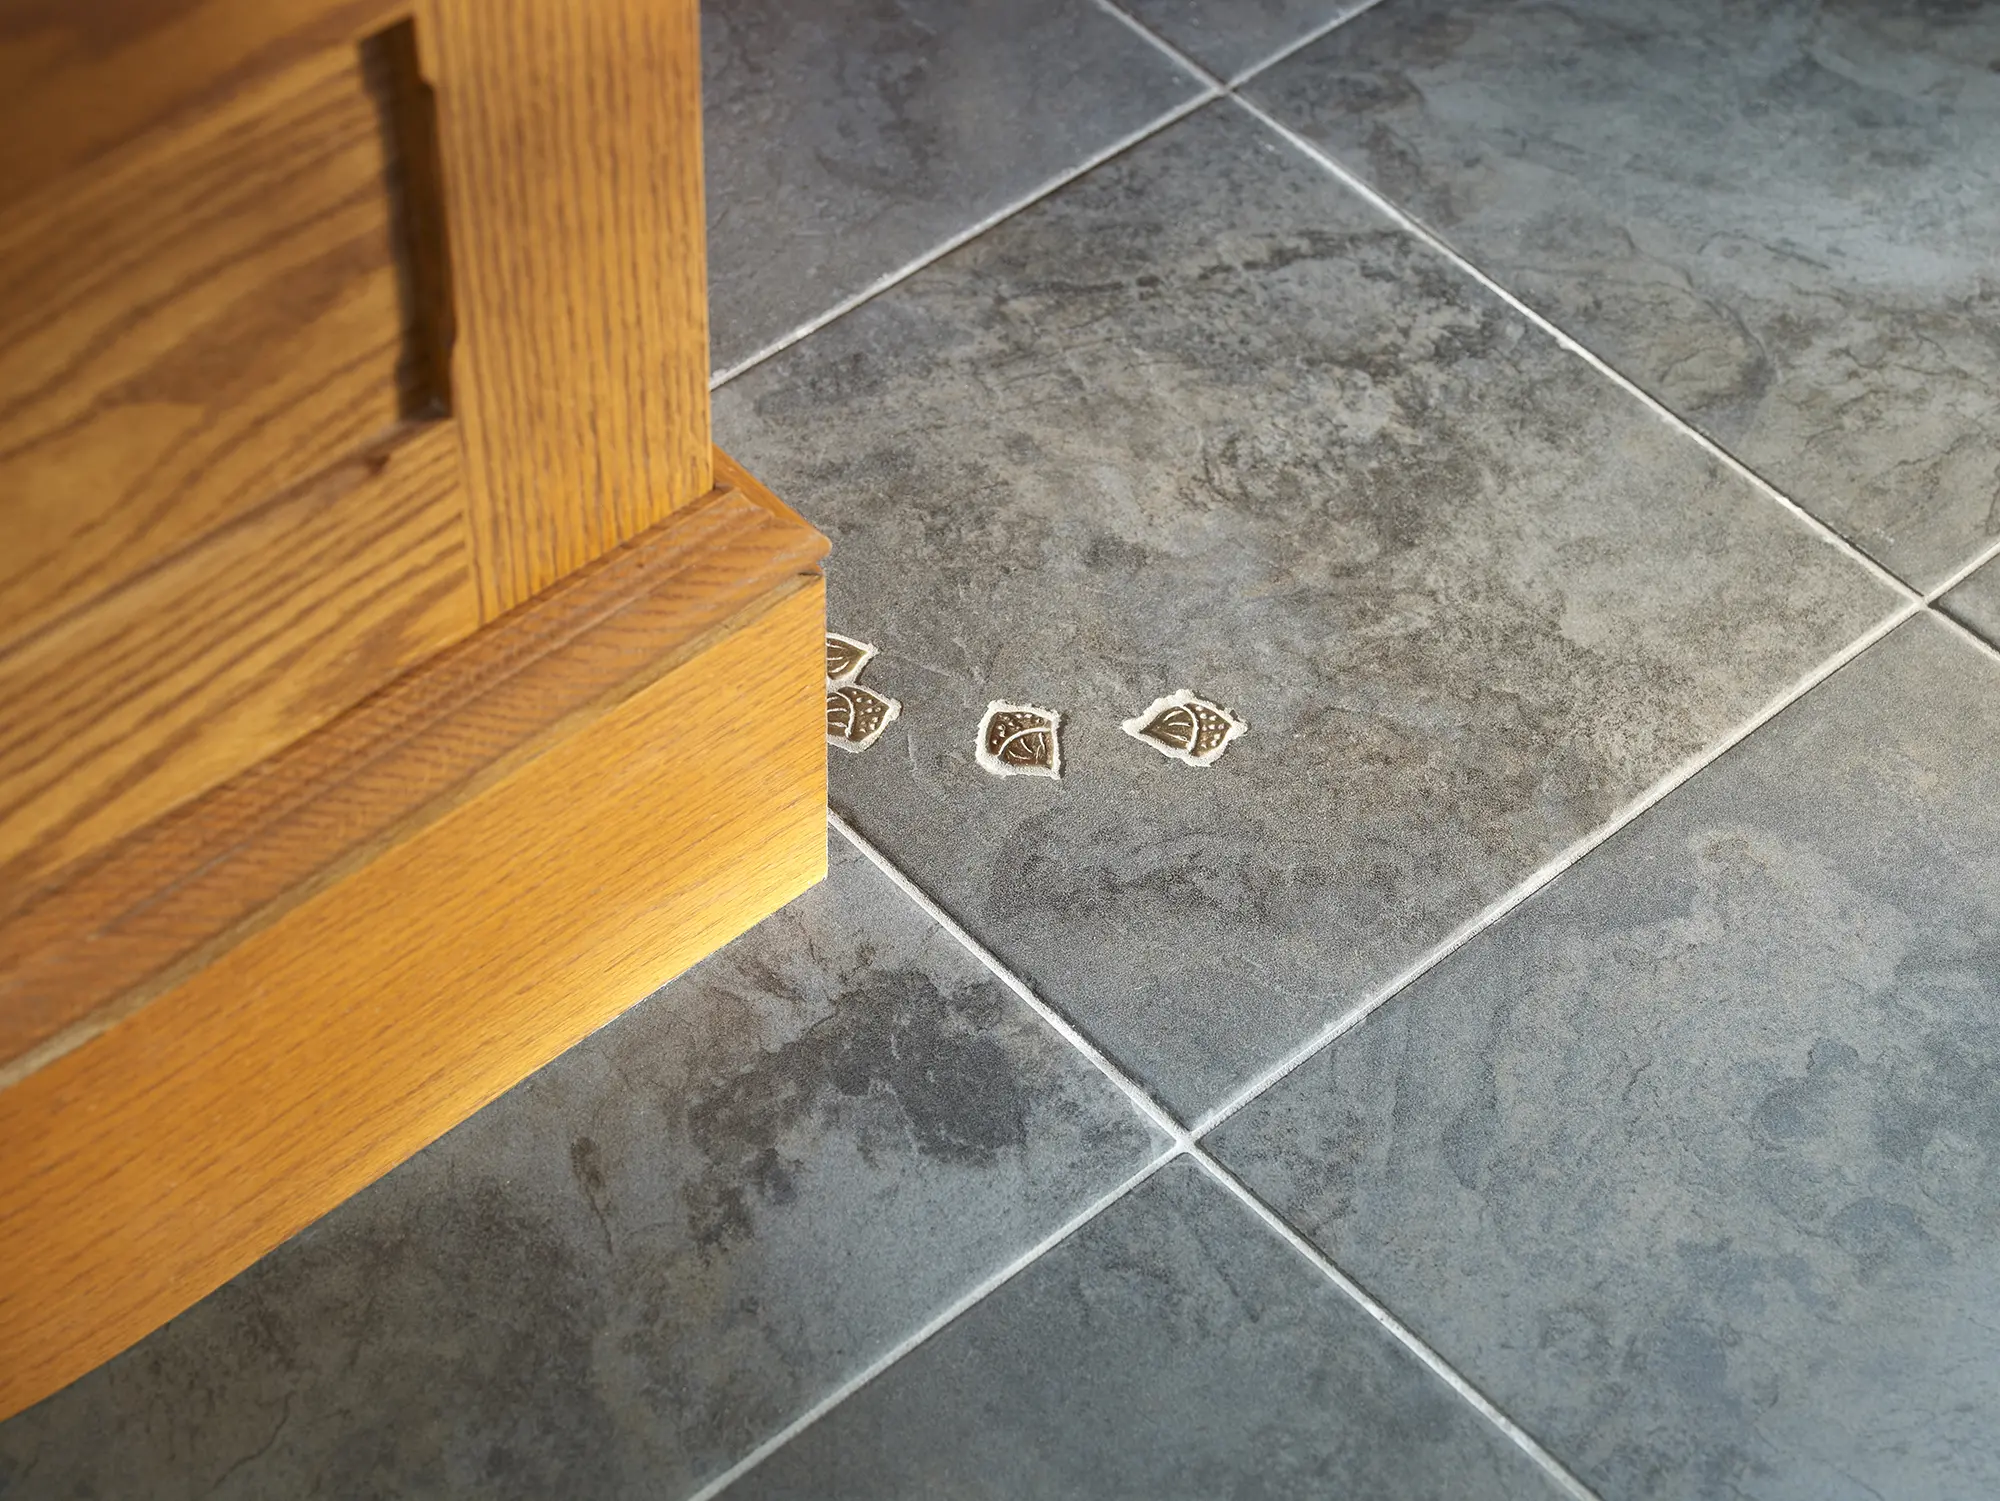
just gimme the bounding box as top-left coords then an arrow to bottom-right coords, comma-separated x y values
827,683 -> 900,753
824,633 -> 877,686
1123,690 -> 1246,767
976,702 -> 1062,779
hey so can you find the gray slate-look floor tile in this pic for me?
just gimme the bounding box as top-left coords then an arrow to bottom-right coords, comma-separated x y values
702,0 -> 1204,373
1939,555 -> 2000,648
715,101 -> 1901,1123
1247,0 -> 2000,590
1111,0 -> 1373,83
727,1156 -> 1564,1500
1211,616 -> 2000,1501
0,839 -> 1166,1501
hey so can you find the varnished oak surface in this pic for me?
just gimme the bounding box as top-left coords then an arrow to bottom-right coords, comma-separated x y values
0,423 -> 475,904
0,484 -> 829,1419
0,0 -> 403,213
0,477 -> 827,1081
0,40 -> 415,646
423,0 -> 713,617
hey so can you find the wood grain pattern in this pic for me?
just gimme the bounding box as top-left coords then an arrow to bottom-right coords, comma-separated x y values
0,424 -> 475,905
0,477 -> 827,1078
421,0 -> 713,619
0,0 -> 403,213
0,40 -> 420,646
0,491 -> 828,1420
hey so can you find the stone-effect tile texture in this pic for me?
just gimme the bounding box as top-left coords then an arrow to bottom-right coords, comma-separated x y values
0,839 -> 1166,1501
1939,555 -> 2000,649
1212,617 -> 2000,1501
716,101 -> 1900,1123
729,1157 -> 1564,1500
703,0 -> 1203,373
1248,0 -> 2000,591
1112,0 -> 1373,83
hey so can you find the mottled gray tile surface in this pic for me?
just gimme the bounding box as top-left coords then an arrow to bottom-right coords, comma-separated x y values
1212,616 -> 2000,1501
729,1156 -> 1563,1500
1113,0 -> 1374,83
1248,0 -> 2000,590
1939,555 -> 2000,648
0,838 -> 1166,1501
716,101 -> 1900,1122
702,0 -> 1204,373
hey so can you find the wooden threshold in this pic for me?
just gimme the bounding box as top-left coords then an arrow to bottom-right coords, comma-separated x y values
0,466 -> 829,1420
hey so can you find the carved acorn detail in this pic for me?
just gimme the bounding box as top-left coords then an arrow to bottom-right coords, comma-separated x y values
1123,690 -> 1246,767
826,683 -> 900,753
976,702 -> 1062,779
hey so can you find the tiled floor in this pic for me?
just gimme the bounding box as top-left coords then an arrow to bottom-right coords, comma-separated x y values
5,2 -> 1997,1497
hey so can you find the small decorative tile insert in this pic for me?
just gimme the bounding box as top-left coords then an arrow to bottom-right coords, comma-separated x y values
824,633 -> 877,686
827,683 -> 900,753
976,702 -> 1062,779
1123,690 -> 1246,767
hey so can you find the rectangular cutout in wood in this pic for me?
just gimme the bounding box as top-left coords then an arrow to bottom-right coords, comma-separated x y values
361,19 -> 457,422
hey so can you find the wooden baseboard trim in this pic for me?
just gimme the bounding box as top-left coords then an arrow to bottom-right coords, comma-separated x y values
0,422 -> 477,904
0,469 -> 829,1419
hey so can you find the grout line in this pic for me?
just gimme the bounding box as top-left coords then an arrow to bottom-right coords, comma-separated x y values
1225,94 -> 1921,605
725,9 -> 1978,1491
1093,0 -> 1396,89
1928,603 -> 2000,667
1192,1151 -> 1602,1501
831,807 -> 1599,1497
1226,0 -> 1396,87
1921,532 -> 2000,604
831,809 -> 1195,1150
1191,593 -> 1924,1139
1090,0 -> 1922,609
1091,0 -> 1225,87
684,1147 -> 1184,1501
708,85 -> 1220,394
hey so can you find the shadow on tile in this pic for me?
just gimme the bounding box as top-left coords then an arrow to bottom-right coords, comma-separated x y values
0,838 -> 1166,1501
716,100 -> 1900,1122
1247,0 -> 2000,589
703,0 -> 1204,373
728,1156 -> 1565,1500
1213,616 -> 2000,1500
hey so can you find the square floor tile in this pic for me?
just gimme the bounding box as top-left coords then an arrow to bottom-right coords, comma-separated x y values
1111,0 -> 1373,83
716,100 -> 1900,1123
1248,0 -> 2000,590
703,0 -> 1204,373
728,1156 -> 1565,1499
0,838 -> 1167,1501
1212,617 -> 2000,1500
1939,556 -> 2000,650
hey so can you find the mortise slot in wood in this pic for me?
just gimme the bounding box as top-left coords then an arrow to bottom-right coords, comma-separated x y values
359,18 -> 456,420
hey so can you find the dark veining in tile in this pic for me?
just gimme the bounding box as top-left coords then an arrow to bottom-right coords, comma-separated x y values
703,0 -> 1203,372
1114,0 -> 1375,83
729,1157 -> 1564,1499
1213,618 -> 2000,1501
715,101 -> 1899,1121
1938,556 -> 2000,648
0,840 -> 1166,1501
1249,0 -> 2000,589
